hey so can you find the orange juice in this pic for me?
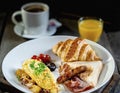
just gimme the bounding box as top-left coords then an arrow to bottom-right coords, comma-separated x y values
78,18 -> 103,42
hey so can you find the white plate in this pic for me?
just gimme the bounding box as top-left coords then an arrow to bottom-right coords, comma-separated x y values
2,35 -> 115,93
14,19 -> 62,39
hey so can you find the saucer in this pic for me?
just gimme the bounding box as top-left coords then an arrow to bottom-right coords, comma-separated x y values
14,19 -> 62,39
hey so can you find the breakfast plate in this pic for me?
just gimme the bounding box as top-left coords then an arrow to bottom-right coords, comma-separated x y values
2,35 -> 115,93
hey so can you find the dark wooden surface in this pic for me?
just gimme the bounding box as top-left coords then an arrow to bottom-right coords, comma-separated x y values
0,13 -> 7,45
0,13 -> 120,93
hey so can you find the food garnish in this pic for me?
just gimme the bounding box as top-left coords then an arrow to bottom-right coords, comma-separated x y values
31,53 -> 56,71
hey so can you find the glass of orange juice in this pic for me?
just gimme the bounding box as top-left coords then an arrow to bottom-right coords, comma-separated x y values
78,17 -> 103,42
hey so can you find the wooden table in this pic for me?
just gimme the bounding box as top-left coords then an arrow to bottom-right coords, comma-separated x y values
0,14 -> 120,93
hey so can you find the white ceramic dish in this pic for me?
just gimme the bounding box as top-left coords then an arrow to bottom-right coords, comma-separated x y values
14,19 -> 62,39
2,35 -> 115,93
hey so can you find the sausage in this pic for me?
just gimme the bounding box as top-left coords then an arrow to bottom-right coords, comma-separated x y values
57,66 -> 87,83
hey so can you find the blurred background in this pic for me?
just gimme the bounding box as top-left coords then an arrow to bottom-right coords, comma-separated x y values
0,0 -> 119,32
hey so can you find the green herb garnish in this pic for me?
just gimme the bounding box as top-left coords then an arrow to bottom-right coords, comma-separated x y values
17,75 -> 20,81
30,61 -> 46,75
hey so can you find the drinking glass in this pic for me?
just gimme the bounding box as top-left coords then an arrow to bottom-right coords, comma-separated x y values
78,17 -> 103,42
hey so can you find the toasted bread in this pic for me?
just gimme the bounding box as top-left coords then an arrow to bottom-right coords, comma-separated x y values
52,37 -> 101,62
59,61 -> 103,87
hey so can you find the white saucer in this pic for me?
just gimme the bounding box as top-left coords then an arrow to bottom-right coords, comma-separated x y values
14,19 -> 62,39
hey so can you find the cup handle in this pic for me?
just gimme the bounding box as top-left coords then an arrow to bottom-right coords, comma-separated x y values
11,11 -> 22,25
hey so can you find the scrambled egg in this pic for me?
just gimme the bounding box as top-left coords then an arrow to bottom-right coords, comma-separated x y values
22,59 -> 58,93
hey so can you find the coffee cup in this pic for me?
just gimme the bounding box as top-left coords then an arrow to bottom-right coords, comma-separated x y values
11,2 -> 49,35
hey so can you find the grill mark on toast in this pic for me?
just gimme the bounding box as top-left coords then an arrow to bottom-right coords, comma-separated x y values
52,37 -> 101,62
86,46 -> 101,61
94,55 -> 101,61
75,40 -> 88,61
78,44 -> 88,61
61,39 -> 73,62
65,38 -> 82,62
82,45 -> 91,61
86,50 -> 92,61
57,39 -> 72,57
59,63 -> 71,75
52,41 -> 63,55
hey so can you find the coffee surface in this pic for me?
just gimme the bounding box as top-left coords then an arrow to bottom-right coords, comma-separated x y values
25,5 -> 45,12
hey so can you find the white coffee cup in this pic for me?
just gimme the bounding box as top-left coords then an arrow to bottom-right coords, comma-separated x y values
11,2 -> 49,35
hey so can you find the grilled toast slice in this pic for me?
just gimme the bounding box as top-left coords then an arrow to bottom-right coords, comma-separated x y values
52,37 -> 101,62
58,61 -> 103,87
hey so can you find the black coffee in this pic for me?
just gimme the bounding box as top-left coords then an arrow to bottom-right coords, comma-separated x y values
25,5 -> 45,13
